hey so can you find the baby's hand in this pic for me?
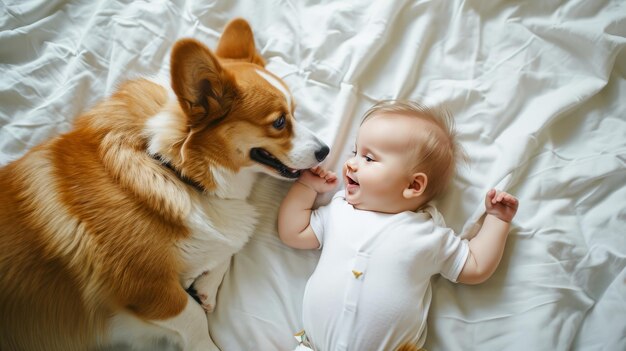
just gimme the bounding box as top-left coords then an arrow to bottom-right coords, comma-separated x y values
485,189 -> 519,223
297,166 -> 338,193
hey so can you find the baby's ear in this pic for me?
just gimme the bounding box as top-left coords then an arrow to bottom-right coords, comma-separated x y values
403,173 -> 428,199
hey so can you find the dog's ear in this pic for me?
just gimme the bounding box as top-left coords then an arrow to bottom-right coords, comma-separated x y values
216,18 -> 266,67
170,38 -> 237,128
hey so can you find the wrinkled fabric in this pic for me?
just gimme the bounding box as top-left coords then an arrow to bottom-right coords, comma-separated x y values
1,1 -> 625,350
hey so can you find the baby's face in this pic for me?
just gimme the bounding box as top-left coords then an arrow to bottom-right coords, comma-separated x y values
343,113 -> 423,213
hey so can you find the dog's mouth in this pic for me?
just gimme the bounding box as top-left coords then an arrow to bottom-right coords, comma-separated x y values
250,148 -> 301,179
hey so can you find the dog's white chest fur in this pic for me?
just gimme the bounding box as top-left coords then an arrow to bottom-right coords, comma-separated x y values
177,168 -> 259,288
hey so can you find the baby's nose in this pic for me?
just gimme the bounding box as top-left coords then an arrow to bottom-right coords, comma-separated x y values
346,157 -> 357,170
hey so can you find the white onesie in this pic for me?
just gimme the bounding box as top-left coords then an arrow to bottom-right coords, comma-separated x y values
302,191 -> 469,351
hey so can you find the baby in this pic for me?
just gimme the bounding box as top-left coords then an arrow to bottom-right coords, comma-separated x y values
278,100 -> 519,351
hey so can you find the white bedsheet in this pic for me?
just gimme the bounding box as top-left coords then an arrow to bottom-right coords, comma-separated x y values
1,1 -> 625,350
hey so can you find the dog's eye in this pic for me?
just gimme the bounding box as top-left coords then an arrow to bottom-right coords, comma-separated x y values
273,114 -> 286,130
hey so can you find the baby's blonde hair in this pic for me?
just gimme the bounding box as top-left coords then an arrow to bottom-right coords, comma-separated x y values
361,100 -> 465,202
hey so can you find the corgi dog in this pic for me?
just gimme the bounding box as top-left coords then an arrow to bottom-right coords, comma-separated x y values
0,18 -> 329,350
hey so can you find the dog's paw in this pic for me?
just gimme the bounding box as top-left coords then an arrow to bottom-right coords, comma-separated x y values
190,271 -> 219,313
196,293 -> 215,313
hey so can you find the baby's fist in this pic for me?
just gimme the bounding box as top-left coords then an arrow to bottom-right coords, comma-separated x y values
485,189 -> 518,223
297,167 -> 338,193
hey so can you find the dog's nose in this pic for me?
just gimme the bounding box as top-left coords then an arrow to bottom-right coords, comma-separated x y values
315,145 -> 330,162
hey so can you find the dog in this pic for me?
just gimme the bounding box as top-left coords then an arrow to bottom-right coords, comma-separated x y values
0,18 -> 329,350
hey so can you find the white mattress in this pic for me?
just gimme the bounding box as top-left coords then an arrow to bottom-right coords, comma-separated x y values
1,1 -> 625,350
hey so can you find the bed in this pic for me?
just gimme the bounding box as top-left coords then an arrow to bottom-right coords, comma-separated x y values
1,0 -> 625,350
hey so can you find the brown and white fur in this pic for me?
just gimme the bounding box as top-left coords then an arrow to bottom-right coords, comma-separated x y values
0,18 -> 329,350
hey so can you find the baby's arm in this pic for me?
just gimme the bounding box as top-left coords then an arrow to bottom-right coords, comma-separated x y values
457,189 -> 519,284
278,167 -> 338,249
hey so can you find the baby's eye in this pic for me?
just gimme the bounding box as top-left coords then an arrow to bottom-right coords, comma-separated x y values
364,155 -> 374,162
350,150 -> 357,156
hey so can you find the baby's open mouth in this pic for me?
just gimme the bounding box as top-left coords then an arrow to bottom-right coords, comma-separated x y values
347,176 -> 359,186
